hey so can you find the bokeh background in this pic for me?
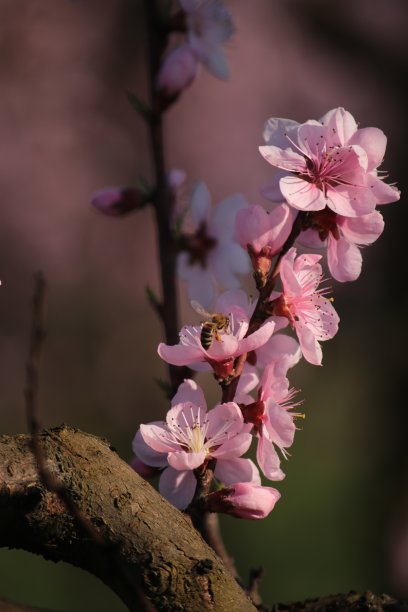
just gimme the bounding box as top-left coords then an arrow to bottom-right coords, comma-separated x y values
1,0 -> 407,609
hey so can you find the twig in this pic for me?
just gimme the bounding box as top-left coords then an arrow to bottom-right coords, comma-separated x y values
221,212 -> 306,403
144,0 -> 183,397
24,272 -> 105,546
24,274 -> 155,611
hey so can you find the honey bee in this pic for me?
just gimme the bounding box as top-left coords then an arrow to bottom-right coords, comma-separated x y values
191,300 -> 230,350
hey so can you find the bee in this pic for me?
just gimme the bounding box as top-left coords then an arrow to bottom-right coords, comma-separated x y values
191,300 -> 230,350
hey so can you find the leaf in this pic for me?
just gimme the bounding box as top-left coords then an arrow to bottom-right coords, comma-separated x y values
126,91 -> 152,121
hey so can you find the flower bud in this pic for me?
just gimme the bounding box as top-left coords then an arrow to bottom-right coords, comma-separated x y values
235,204 -> 293,286
157,44 -> 199,97
91,187 -> 145,217
205,482 -> 281,520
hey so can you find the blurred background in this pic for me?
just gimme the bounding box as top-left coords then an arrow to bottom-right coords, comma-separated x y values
0,0 -> 407,609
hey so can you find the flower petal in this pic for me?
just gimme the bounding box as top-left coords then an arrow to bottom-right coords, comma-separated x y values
159,467 -> 196,510
214,458 -> 261,485
171,379 -> 207,409
158,341 -> 203,366
237,320 -> 275,354
256,434 -> 285,481
327,235 -> 362,282
280,176 -> 327,211
132,428 -> 169,468
168,450 -> 206,470
339,210 -> 384,245
348,127 -> 386,171
211,432 -> 252,459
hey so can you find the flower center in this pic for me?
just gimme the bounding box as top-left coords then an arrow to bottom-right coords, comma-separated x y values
309,208 -> 340,241
180,221 -> 217,268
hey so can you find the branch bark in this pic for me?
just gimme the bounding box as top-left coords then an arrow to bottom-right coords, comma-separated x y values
0,426 -> 256,612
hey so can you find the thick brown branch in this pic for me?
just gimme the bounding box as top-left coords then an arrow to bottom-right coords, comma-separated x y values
0,426 -> 256,612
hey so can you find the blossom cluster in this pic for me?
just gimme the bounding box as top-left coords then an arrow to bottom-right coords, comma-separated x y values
130,106 -> 399,519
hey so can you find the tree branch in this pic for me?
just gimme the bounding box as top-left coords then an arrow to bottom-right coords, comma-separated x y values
0,426 -> 256,612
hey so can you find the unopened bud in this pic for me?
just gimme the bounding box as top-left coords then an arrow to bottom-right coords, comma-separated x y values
157,44 -> 199,97
91,187 -> 145,217
205,482 -> 281,520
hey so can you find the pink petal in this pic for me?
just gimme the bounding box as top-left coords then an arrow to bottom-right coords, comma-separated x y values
158,341 -> 203,366
348,127 -> 387,171
295,322 -> 323,366
326,183 -> 376,217
339,211 -> 384,245
280,176 -> 327,211
279,247 -> 302,295
235,204 -> 272,251
327,235 -> 362,282
264,401 -> 296,448
368,175 -> 401,205
139,423 -> 179,454
259,145 -> 306,173
205,332 -> 239,361
237,320 -> 275,355
210,242 -> 250,288
190,181 -> 211,226
167,450 -> 206,471
297,121 -> 328,157
132,428 -> 169,468
206,402 -> 244,439
211,432 -> 252,459
215,289 -> 251,317
256,435 -> 285,481
214,458 -> 261,485
210,193 -> 249,242
263,117 -> 300,147
202,44 -> 230,80
256,333 -> 302,371
171,379 -> 207,409
319,107 -> 358,146
267,203 -> 294,253
159,467 -> 196,510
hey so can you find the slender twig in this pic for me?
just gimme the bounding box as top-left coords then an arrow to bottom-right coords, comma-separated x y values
221,212 -> 305,404
144,0 -> 183,397
24,273 -> 156,611
25,272 -> 105,544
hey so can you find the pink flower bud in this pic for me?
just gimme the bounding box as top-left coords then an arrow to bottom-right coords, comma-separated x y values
157,44 -> 199,97
205,482 -> 281,520
91,187 -> 144,217
130,456 -> 159,480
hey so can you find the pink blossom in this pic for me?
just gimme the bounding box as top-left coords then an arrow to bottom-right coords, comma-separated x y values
259,108 -> 400,217
235,203 -> 293,281
132,380 -> 259,509
272,247 -> 339,365
204,482 -> 281,519
157,44 -> 199,96
178,182 -> 250,309
299,208 -> 385,282
158,290 -> 275,380
236,333 -> 301,404
90,187 -> 143,216
180,0 -> 235,80
241,363 -> 301,481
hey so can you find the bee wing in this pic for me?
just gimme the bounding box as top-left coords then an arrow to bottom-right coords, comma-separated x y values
190,300 -> 212,318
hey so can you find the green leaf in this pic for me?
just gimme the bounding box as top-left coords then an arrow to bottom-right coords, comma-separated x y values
126,91 -> 152,121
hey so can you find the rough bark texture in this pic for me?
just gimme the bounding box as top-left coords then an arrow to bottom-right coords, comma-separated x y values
272,591 -> 408,611
0,426 -> 256,612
